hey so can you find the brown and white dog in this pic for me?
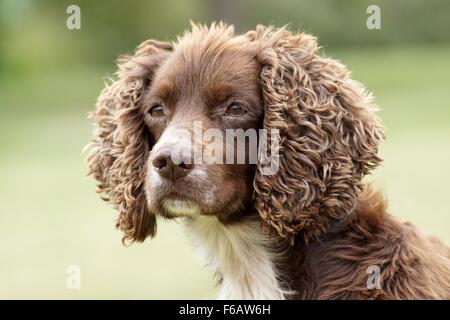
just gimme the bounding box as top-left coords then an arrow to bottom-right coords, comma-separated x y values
86,23 -> 450,299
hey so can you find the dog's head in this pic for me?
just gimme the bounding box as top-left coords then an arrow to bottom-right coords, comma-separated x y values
86,23 -> 384,244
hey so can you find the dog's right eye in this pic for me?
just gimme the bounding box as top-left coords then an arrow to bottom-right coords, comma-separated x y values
148,104 -> 165,118
225,103 -> 247,117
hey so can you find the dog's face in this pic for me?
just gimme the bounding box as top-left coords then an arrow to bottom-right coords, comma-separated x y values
87,23 -> 384,243
143,41 -> 263,222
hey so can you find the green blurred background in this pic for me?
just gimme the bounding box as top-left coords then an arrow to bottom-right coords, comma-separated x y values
0,0 -> 449,299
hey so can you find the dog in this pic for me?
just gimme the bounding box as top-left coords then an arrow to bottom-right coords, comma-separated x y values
86,23 -> 450,299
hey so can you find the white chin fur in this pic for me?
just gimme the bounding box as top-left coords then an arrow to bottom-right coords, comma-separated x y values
162,198 -> 201,217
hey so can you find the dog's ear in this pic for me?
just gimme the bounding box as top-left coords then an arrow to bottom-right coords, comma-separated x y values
86,40 -> 172,244
247,26 -> 384,242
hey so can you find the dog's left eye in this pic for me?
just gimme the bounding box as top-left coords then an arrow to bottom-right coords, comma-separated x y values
225,103 -> 247,117
148,104 -> 165,118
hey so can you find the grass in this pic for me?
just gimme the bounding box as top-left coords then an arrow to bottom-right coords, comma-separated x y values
0,45 -> 449,299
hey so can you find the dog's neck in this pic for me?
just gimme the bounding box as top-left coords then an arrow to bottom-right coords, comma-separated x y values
183,215 -> 294,299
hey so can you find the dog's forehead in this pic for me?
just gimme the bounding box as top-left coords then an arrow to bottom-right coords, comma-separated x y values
150,41 -> 260,103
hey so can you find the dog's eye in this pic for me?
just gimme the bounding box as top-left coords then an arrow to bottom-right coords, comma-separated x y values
225,103 -> 247,117
149,104 -> 165,117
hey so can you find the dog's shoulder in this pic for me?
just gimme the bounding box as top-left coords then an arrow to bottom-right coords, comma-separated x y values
298,186 -> 450,299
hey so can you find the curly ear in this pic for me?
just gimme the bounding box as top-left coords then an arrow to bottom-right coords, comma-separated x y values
86,40 -> 172,244
249,26 -> 384,242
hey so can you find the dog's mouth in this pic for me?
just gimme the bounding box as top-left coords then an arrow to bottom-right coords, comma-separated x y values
146,168 -> 250,220
160,193 -> 202,217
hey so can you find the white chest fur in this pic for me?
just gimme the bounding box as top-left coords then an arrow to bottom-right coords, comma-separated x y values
183,216 -> 292,300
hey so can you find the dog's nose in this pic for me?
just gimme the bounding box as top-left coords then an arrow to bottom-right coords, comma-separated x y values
152,154 -> 193,181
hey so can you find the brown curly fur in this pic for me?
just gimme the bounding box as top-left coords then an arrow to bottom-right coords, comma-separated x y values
86,40 -> 172,242
284,186 -> 450,299
248,26 -> 384,243
86,23 -> 450,299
